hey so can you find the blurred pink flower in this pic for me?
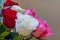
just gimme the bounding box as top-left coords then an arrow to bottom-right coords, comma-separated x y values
42,21 -> 53,37
32,16 -> 53,39
24,8 -> 36,17
34,16 -> 42,24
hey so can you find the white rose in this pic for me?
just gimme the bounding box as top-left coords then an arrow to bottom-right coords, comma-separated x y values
11,5 -> 25,13
15,12 -> 38,36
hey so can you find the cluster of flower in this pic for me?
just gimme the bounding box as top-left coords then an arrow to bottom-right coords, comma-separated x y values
1,0 -> 53,40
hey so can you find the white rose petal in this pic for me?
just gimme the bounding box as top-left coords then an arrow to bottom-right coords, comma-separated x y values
11,5 -> 22,12
15,12 -> 39,36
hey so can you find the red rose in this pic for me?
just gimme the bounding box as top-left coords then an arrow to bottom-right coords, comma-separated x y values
3,0 -> 18,7
2,8 -> 17,28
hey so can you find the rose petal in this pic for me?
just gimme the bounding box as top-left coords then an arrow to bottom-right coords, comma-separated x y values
24,8 -> 36,17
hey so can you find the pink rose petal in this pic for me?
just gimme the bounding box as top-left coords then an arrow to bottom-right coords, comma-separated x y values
24,8 -> 36,17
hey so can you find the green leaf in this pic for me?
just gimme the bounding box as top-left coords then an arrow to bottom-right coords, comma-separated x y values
0,24 -> 6,34
0,21 -> 11,39
0,31 -> 10,38
4,32 -> 20,40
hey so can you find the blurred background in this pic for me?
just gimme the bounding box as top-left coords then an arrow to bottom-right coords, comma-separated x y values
4,0 -> 60,40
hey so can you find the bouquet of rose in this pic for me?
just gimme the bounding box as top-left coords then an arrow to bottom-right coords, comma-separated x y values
0,0 -> 53,40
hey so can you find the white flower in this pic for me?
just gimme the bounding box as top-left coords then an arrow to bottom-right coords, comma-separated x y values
15,12 -> 38,36
11,5 -> 22,12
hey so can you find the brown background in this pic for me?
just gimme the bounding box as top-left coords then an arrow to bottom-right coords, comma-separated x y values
4,0 -> 60,40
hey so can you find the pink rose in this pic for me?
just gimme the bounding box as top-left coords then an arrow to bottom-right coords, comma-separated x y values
24,8 -> 36,17
32,16 -> 53,39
